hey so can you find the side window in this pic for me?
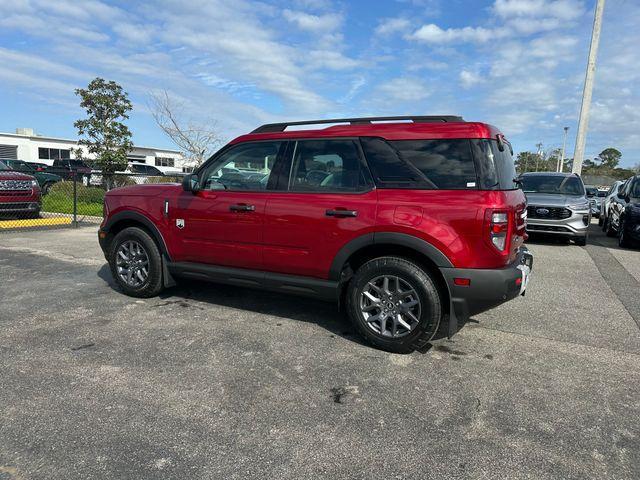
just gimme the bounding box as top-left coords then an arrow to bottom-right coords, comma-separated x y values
360,137 -> 427,188
288,139 -> 368,192
389,139 -> 478,189
200,141 -> 282,191
631,179 -> 640,198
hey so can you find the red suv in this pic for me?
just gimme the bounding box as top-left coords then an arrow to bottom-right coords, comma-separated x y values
99,116 -> 532,353
0,160 -> 41,218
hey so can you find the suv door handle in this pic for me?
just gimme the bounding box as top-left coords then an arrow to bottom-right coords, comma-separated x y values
326,209 -> 357,218
230,204 -> 255,212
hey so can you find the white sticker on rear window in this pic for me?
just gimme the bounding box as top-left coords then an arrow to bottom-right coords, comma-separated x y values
467,182 -> 476,188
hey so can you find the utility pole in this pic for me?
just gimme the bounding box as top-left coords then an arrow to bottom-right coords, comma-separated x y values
572,0 -> 606,176
559,126 -> 569,172
536,142 -> 543,171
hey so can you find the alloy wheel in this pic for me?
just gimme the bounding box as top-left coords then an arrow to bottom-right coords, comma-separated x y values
116,240 -> 150,288
359,275 -> 421,338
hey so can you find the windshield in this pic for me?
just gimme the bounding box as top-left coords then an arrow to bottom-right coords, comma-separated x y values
0,160 -> 9,171
520,175 -> 585,196
585,187 -> 598,196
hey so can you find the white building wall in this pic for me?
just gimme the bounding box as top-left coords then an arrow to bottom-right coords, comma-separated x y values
0,130 -> 186,170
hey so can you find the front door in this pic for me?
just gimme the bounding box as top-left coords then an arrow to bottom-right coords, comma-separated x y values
171,141 -> 284,270
263,139 -> 377,279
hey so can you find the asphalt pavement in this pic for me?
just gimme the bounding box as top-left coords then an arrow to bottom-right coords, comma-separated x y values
1,223 -> 639,479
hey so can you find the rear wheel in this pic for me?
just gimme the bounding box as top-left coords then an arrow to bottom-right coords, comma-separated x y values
346,256 -> 442,353
618,219 -> 632,248
109,227 -> 164,297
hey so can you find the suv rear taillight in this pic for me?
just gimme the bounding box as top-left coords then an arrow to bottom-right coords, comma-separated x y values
486,210 -> 511,253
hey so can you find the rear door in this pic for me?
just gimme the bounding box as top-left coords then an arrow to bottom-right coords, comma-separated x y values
263,139 -> 377,279
171,141 -> 284,270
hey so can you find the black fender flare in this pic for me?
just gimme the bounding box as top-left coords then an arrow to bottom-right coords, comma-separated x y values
102,210 -> 171,260
328,232 -> 453,281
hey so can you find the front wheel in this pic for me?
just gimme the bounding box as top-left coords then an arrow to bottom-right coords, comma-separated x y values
574,235 -> 587,246
346,257 -> 442,353
108,227 -> 164,297
605,216 -> 617,237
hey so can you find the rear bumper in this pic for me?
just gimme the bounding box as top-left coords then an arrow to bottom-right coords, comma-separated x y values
440,247 -> 533,334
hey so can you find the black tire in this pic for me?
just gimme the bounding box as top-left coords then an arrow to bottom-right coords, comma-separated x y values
574,235 -> 587,246
598,215 -> 604,227
42,182 -> 53,195
345,256 -> 442,353
108,226 -> 164,297
605,216 -> 616,237
618,219 -> 632,248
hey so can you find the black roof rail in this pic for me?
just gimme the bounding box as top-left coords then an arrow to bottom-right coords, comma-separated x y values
251,115 -> 465,134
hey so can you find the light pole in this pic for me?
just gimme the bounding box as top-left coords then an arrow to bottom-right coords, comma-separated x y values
572,0 -> 606,175
559,126 -> 569,172
536,142 -> 543,171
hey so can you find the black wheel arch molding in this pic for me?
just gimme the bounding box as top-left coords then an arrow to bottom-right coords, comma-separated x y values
100,210 -> 176,288
101,210 -> 170,257
328,231 -> 454,282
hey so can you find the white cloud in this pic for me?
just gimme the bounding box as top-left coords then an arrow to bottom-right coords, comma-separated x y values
375,17 -> 411,36
409,24 -> 506,44
307,50 -> 360,70
493,0 -> 585,22
377,77 -> 429,102
459,70 -> 482,88
283,9 -> 343,32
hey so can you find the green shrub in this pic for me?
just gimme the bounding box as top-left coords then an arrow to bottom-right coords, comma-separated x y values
144,176 -> 182,184
43,181 -> 104,216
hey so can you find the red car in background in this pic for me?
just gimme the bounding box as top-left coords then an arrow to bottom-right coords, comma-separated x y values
0,160 -> 41,218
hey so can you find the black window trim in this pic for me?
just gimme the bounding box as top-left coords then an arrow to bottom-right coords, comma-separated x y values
274,136 -> 375,195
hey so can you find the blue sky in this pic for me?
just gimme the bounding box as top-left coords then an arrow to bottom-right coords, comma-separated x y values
0,0 -> 638,166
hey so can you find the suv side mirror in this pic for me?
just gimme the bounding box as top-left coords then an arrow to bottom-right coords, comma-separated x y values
182,173 -> 200,193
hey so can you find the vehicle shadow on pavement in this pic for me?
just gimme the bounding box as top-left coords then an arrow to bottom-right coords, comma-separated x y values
97,265 -> 368,347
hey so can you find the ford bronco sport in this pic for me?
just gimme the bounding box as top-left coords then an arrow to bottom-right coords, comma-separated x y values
99,116 -> 533,353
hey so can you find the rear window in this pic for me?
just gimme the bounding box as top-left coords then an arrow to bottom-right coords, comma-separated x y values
520,175 -> 585,196
470,139 -> 518,190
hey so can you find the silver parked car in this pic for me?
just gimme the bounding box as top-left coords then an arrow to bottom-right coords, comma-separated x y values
519,172 -> 591,246
599,180 -> 625,227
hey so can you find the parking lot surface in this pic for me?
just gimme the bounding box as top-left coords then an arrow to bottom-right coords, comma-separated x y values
1,224 -> 639,479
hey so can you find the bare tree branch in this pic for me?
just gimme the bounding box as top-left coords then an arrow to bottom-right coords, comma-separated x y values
148,90 -> 224,168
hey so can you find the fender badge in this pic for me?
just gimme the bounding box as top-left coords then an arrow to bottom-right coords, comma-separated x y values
176,219 -> 185,229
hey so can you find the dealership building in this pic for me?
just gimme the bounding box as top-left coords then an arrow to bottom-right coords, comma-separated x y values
0,128 -> 190,171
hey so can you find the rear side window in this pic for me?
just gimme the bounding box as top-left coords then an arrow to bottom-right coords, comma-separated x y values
470,139 -> 518,190
360,137 -> 427,188
389,139 -> 477,189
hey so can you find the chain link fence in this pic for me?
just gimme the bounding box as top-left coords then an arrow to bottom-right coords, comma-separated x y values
0,167 -> 182,231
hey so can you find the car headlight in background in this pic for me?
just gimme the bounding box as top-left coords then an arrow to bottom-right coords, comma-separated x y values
568,202 -> 590,211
